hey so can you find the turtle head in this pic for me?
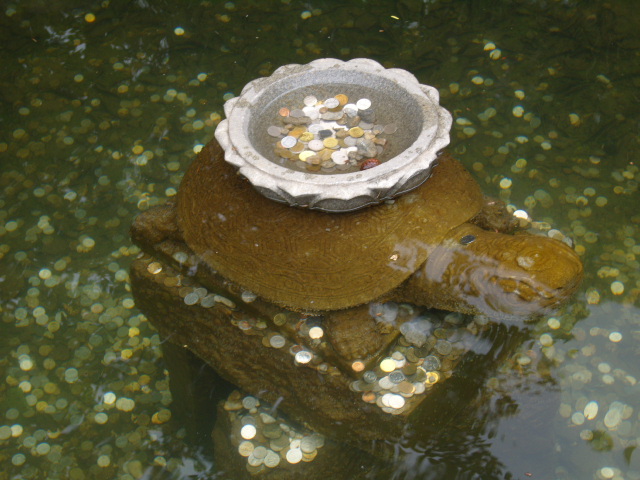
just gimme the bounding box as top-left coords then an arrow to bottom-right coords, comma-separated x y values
400,223 -> 584,321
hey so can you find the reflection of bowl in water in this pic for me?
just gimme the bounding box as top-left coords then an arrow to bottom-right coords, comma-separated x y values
215,58 -> 452,212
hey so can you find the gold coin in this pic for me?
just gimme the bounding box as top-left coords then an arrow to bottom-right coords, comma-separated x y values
147,262 -> 162,274
298,151 -> 314,162
290,142 -> 305,153
335,93 -> 348,106
349,127 -> 364,138
322,137 -> 338,149
425,371 -> 440,385
299,132 -> 314,142
289,126 -> 306,138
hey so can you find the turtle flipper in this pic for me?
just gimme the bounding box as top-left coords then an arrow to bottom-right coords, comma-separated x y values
397,223 -> 583,321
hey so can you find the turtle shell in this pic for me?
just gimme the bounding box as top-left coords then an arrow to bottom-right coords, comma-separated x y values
177,140 -> 484,311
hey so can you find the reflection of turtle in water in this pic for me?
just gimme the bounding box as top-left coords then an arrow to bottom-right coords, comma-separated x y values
174,141 -> 582,321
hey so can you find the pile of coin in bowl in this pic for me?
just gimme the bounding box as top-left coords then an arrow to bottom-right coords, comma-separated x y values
266,93 -> 398,173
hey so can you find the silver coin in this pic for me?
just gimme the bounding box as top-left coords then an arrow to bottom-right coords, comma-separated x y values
253,446 -> 268,460
295,350 -> 313,364
389,371 -> 406,384
267,125 -> 283,137
344,136 -> 357,147
300,436 -> 316,453
200,294 -> 216,308
302,106 -> 320,119
324,98 -> 339,108
387,394 -> 405,409
303,95 -> 318,106
378,376 -> 394,390
356,98 -> 372,110
286,447 -> 302,464
264,450 -> 280,468
331,150 -> 348,165
280,136 -> 297,148
423,355 -> 441,370
269,335 -> 286,349
183,292 -> 199,306
363,371 -> 378,384
343,104 -> 358,117
307,139 -> 324,151
307,124 -> 323,134
435,339 -> 452,355
289,109 -> 305,118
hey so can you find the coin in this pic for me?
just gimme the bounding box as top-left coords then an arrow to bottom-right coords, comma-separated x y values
298,151 -> 314,162
240,424 -> 257,440
348,127 -> 364,138
387,394 -> 405,409
183,293 -> 199,306
290,142 -> 305,153
380,376 -> 395,390
324,97 -> 339,109
308,139 -> 324,151
344,360 -> 361,373
435,340 -> 452,355
295,350 -> 313,364
264,450 -> 280,468
302,450 -> 318,462
322,137 -> 338,149
286,448 -> 303,464
363,371 -> 378,383
331,150 -> 348,165
267,125 -> 283,137
425,371 -> 440,385
242,396 -> 258,410
238,440 -> 254,457
389,371 -> 406,384
253,446 -> 268,460
281,136 -> 297,148
278,107 -> 290,117
380,357 -> 396,372
247,453 -> 263,467
303,95 -> 318,106
273,313 -> 287,326
147,262 -> 162,274
263,424 -> 281,439
299,132 -> 314,142
335,93 -> 348,106
356,98 -> 372,110
398,380 -> 416,395
269,334 -> 286,349
422,355 -> 441,370
300,436 -> 316,453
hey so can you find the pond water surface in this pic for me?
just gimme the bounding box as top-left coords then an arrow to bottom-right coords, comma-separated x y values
1,1 -> 639,479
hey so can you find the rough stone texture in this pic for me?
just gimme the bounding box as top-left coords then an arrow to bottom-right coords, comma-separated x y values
177,140 -> 484,312
130,256 -> 410,445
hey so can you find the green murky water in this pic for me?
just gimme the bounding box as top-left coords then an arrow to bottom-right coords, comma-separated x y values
1,0 -> 639,479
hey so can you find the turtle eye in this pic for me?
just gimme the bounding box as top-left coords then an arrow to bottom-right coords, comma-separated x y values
460,234 -> 476,245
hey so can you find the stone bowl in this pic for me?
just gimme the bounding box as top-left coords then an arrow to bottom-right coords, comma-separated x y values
214,58 -> 452,212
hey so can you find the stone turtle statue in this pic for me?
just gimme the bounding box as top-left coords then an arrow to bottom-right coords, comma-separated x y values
171,140 -> 582,321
